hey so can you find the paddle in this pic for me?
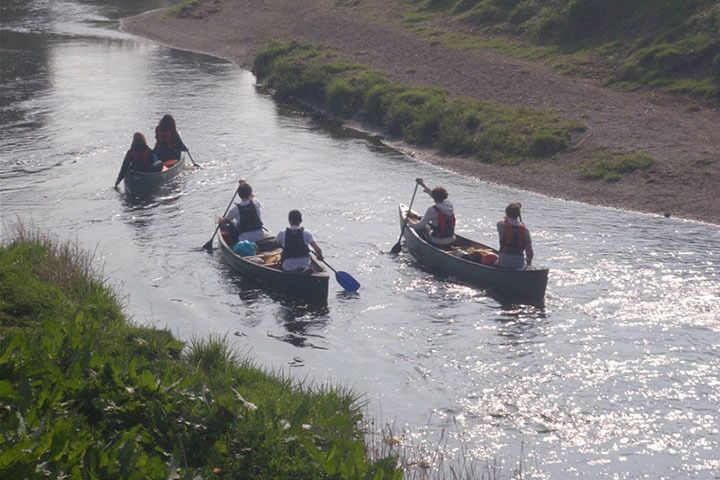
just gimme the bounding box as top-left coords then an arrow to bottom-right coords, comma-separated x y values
186,150 -> 200,168
312,252 -> 360,292
390,181 -> 421,254
202,181 -> 242,250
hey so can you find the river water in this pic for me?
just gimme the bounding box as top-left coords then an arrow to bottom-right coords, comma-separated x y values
1,1 -> 719,478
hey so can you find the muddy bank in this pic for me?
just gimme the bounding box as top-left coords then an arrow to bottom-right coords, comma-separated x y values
121,0 -> 720,224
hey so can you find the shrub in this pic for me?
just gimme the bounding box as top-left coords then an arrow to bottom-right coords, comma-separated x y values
581,150 -> 654,182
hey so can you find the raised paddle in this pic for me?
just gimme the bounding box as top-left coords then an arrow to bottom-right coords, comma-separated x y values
186,150 -> 200,168
202,181 -> 242,250
312,252 -> 360,292
390,181 -> 421,254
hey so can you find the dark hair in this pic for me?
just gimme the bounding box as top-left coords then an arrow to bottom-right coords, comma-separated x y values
131,132 -> 147,148
159,114 -> 176,129
237,182 -> 253,199
505,202 -> 522,219
288,209 -> 302,225
431,187 -> 448,202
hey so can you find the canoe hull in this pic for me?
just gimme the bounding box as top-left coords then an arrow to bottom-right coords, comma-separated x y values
399,204 -> 548,304
218,235 -> 330,303
124,154 -> 186,195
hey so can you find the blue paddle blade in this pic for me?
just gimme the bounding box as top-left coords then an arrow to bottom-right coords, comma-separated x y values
336,271 -> 360,292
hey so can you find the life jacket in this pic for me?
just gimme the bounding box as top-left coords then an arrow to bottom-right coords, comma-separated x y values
499,220 -> 526,255
431,206 -> 456,239
234,201 -> 263,233
155,125 -> 176,147
129,147 -> 152,172
281,228 -> 309,261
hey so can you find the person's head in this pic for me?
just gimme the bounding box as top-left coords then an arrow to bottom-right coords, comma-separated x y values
237,182 -> 253,200
160,114 -> 175,129
288,209 -> 302,226
430,187 -> 449,203
131,132 -> 147,147
505,202 -> 522,220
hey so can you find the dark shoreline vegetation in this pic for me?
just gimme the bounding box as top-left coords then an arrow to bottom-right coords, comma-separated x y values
253,42 -> 586,166
407,0 -> 720,100
0,229 -> 402,479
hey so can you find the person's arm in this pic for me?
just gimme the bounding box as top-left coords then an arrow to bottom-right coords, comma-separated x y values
412,206 -> 435,230
114,152 -> 131,188
525,231 -> 533,266
309,240 -> 323,261
415,178 -> 431,196
174,131 -> 188,152
254,199 -> 262,223
222,205 -> 239,225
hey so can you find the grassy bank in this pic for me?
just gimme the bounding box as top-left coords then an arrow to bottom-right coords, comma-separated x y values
253,42 -> 584,165
0,228 -> 401,479
407,0 -> 720,99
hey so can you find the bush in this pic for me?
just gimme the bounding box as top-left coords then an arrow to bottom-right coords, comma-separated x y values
581,150 -> 654,182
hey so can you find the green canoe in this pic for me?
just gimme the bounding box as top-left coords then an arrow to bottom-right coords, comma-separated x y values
123,154 -> 186,195
399,204 -> 549,304
218,234 -> 330,304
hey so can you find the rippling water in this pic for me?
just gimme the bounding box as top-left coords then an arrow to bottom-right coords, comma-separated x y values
1,1 -> 719,478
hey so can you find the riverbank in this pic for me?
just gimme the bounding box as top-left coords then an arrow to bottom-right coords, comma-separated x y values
121,0 -> 720,224
0,229 -> 400,478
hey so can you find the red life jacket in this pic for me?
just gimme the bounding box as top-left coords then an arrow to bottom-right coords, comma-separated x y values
130,147 -> 152,172
500,220 -> 526,255
432,206 -> 455,239
155,125 -> 176,147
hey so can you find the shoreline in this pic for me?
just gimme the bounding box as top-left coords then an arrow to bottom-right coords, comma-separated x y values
121,0 -> 720,225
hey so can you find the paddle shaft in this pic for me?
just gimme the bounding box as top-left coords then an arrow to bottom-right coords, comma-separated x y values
310,251 -> 360,292
186,150 -> 199,167
202,182 -> 241,250
391,182 -> 420,253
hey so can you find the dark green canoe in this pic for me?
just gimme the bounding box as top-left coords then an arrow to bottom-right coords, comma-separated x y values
399,204 -> 549,304
123,154 -> 186,195
218,234 -> 330,303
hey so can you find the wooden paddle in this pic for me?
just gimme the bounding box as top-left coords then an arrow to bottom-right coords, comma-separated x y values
186,150 -> 200,168
202,181 -> 242,250
312,252 -> 360,292
390,181 -> 421,254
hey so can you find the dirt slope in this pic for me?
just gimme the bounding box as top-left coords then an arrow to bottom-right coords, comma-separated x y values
122,0 -> 720,224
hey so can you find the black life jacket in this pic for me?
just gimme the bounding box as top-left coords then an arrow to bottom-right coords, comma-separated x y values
499,220 -> 526,255
431,206 -> 456,239
234,201 -> 263,233
281,227 -> 309,261
155,125 -> 176,147
129,147 -> 152,172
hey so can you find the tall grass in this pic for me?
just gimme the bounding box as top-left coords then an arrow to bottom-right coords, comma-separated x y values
253,42 -> 584,165
0,226 -> 402,479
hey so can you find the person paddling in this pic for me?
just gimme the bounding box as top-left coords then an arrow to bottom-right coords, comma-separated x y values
407,178 -> 456,248
114,132 -> 161,188
219,181 -> 266,244
153,114 -> 188,161
276,210 -> 324,272
494,202 -> 534,270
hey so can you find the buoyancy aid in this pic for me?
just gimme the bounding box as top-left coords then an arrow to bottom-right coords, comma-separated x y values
155,125 -> 176,147
235,202 -> 263,233
500,220 -> 526,255
431,206 -> 456,239
130,147 -> 152,171
281,228 -> 309,261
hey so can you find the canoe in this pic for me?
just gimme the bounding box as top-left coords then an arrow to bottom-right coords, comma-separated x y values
123,154 -> 186,195
218,233 -> 330,303
399,204 -> 549,304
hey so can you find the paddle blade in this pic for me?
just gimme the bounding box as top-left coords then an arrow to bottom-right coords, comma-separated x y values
336,271 -> 360,292
390,241 -> 402,254
202,239 -> 214,251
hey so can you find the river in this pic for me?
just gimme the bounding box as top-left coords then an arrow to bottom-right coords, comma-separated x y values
1,1 -> 719,478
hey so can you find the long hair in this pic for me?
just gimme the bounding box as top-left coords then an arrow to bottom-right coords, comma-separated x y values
159,114 -> 176,130
131,132 -> 148,148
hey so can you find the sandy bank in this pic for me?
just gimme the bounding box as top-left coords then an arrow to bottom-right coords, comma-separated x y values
121,0 -> 720,224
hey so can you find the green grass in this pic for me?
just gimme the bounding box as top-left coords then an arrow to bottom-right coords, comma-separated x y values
404,0 -> 720,99
580,149 -> 654,182
0,226 -> 401,479
166,0 -> 202,17
253,41 -> 584,164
